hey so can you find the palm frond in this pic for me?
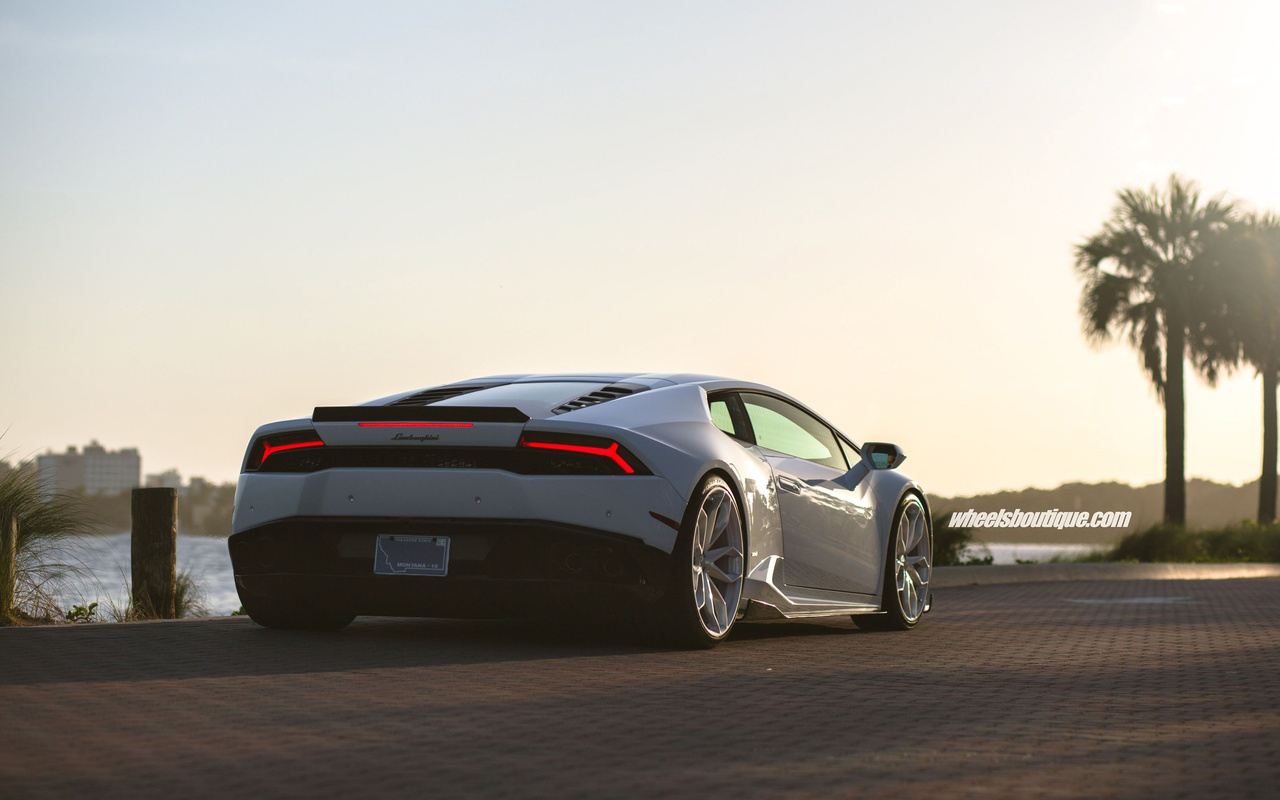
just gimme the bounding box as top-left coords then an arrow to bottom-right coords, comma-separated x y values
1078,270 -> 1138,342
1074,174 -> 1245,397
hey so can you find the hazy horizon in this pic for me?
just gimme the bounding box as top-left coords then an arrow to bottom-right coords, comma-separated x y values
3,1 -> 1279,497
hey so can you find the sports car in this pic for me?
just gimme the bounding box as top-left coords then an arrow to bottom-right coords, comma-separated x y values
229,373 -> 933,646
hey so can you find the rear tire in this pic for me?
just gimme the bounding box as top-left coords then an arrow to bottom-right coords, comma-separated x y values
243,597 -> 356,631
657,475 -> 746,649
854,493 -> 931,632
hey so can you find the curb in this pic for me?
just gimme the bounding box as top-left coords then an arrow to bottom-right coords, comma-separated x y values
933,562 -> 1280,587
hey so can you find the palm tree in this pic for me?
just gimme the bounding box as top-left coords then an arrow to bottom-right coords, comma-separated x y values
1251,217 -> 1280,523
1074,174 -> 1236,525
1199,213 -> 1280,523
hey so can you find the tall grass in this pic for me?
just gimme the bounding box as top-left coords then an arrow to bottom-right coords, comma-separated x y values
0,458 -> 94,624
100,567 -> 210,621
173,569 -> 209,618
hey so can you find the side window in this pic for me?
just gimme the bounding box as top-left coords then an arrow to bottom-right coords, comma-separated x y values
839,438 -> 861,468
707,393 -> 753,444
741,393 -> 847,470
709,398 -> 737,437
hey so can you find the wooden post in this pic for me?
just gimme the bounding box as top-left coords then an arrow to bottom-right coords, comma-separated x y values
1,513 -> 16,622
131,488 -> 177,619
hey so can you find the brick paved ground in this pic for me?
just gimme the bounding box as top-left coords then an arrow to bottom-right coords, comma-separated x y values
3,578 -> 1279,799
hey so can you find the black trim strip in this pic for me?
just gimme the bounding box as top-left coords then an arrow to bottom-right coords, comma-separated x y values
246,444 -> 651,476
312,406 -> 529,423
649,511 -> 681,531
232,515 -> 655,548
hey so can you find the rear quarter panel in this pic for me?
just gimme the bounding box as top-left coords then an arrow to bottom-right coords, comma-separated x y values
531,383 -> 785,572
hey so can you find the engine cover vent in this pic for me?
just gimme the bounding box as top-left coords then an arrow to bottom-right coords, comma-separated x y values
389,384 -> 504,407
552,384 -> 647,415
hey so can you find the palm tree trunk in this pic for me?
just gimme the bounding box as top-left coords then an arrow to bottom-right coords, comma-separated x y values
1260,357 -> 1278,524
1165,321 -> 1187,525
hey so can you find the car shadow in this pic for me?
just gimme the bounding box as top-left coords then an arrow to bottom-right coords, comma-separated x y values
729,618 -> 863,640
0,613 -> 867,686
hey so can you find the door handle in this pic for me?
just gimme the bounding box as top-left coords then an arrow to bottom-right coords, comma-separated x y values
777,476 -> 803,494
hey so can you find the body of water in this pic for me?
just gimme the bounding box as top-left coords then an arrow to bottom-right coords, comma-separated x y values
964,543 -> 1102,564
54,535 -> 1100,618
58,533 -> 240,616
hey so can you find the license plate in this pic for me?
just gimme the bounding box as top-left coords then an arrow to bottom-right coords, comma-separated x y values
373,535 -> 450,576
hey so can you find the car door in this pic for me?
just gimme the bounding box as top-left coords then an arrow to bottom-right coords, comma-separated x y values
739,393 -> 880,595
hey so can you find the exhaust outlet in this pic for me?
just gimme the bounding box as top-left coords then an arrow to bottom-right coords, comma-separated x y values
257,537 -> 278,569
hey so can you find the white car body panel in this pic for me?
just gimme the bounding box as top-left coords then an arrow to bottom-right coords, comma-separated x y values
232,372 -> 931,621
235,471 -> 687,553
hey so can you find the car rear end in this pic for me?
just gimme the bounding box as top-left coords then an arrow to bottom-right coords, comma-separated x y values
229,380 -> 691,622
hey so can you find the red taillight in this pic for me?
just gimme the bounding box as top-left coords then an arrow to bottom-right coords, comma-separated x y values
356,422 -> 474,428
247,431 -> 325,471
519,436 -> 637,474
261,439 -> 325,464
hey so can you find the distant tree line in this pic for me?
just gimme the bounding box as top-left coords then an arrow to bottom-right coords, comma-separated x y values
76,481 -> 236,536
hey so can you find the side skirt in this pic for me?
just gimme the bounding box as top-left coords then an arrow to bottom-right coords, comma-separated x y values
740,555 -> 880,620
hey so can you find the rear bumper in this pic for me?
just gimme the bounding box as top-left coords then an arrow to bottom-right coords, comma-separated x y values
230,516 -> 675,619
233,469 -> 686,553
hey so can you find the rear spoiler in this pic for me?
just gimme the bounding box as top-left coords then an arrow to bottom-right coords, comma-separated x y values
312,406 -> 529,423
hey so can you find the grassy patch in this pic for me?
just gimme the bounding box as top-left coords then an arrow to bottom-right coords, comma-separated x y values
1100,523 -> 1280,563
933,517 -> 1280,565
101,568 -> 210,621
1048,549 -> 1114,563
173,569 -> 210,618
1,457 -> 94,624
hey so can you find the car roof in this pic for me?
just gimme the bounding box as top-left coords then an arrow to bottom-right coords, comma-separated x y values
356,374 -> 856,444
365,373 -> 784,409
451,373 -> 730,388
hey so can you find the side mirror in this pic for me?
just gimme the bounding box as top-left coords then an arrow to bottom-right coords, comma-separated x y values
833,442 -> 906,491
861,442 -> 906,470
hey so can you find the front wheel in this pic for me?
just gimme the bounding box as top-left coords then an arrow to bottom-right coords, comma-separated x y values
658,475 -> 746,649
855,493 -> 931,631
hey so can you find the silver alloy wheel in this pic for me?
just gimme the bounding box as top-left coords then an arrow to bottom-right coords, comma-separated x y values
894,498 -> 931,622
691,485 -> 745,637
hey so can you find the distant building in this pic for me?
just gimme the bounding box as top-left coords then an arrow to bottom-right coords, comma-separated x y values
145,468 -> 186,498
37,441 -> 141,499
145,469 -> 182,489
83,442 -> 141,496
36,447 -> 84,500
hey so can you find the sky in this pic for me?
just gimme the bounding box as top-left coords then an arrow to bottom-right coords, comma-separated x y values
2,0 -> 1279,497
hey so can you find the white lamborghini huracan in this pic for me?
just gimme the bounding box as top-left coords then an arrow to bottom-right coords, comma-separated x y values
230,374 -> 932,647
